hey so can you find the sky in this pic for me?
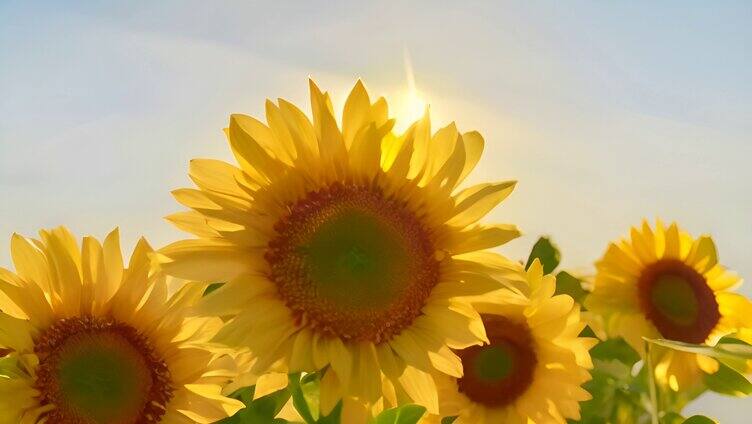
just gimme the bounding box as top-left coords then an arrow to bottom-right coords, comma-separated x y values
1,0 -> 751,420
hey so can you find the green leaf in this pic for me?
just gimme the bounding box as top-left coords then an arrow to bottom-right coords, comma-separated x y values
644,337 -> 752,374
526,237 -> 560,274
316,401 -> 343,424
555,271 -> 587,304
576,357 -> 650,423
204,282 -> 224,296
0,354 -> 26,378
704,362 -> 752,397
374,404 -> 427,424
682,416 -> 715,424
288,373 -> 317,424
440,417 -> 458,424
219,386 -> 291,423
661,411 -> 685,424
645,338 -> 752,360
590,338 -> 641,366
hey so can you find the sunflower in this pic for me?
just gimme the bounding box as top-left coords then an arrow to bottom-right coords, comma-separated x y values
421,259 -> 594,424
0,227 -> 244,423
585,220 -> 748,391
158,79 -> 521,413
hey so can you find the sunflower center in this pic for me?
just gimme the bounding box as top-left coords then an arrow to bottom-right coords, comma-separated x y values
266,183 -> 440,342
456,315 -> 537,407
34,317 -> 173,424
637,259 -> 720,344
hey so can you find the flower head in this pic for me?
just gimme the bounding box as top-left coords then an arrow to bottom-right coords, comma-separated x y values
0,227 -> 244,423
424,260 -> 594,424
586,220 -> 748,391
158,79 -> 521,413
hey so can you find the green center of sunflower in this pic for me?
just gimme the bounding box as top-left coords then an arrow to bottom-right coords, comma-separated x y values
266,183 -> 440,342
637,259 -> 720,344
472,345 -> 515,382
35,317 -> 173,424
456,315 -> 537,407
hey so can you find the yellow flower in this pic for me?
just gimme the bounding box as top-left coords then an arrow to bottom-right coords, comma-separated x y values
158,79 -> 521,413
0,227 -> 244,423
422,260 -> 594,424
586,220 -> 748,391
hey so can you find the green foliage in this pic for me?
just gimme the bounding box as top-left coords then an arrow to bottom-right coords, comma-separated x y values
682,416 -> 715,424
526,237 -> 560,274
440,417 -> 458,424
555,270 -> 587,304
645,338 -> 752,366
704,363 -> 752,397
575,337 -> 650,423
0,354 -> 26,378
288,373 -> 318,423
576,359 -> 651,423
219,386 -> 292,424
661,412 -> 686,424
645,337 -> 752,397
204,282 -> 225,296
285,371 -> 343,424
374,405 -> 427,424
590,339 -> 641,365
316,403 -> 343,424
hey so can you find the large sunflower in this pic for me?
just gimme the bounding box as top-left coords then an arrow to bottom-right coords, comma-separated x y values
158,80 -> 521,413
422,260 -> 594,424
586,220 -> 748,391
0,227 -> 244,423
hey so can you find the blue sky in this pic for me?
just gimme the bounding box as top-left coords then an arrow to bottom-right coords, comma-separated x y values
1,1 -> 751,420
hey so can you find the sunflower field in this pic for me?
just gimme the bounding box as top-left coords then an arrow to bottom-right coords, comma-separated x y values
1,81 -> 750,424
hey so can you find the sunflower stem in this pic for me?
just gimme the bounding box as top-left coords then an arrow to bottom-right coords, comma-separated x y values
644,340 -> 660,424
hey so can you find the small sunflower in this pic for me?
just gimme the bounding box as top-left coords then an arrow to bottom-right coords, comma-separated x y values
0,227 -> 244,423
158,79 -> 521,413
586,220 -> 748,391
422,260 -> 594,424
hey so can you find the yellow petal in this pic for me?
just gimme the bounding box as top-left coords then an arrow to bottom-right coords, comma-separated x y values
416,304 -> 485,349
10,234 -> 50,293
0,269 -> 53,327
253,372 -> 290,399
166,211 -> 220,238
319,368 -> 343,416
289,329 -> 316,372
0,312 -> 35,351
447,181 -> 516,228
309,79 -> 347,168
696,355 -> 720,374
446,224 -> 520,254
264,100 -> 300,164
426,132 -> 465,193
342,79 -> 372,148
278,98 -> 319,161
189,158 -> 251,199
327,337 -> 353,390
686,235 -> 718,274
349,123 -> 386,179
457,131 -> 484,184
397,366 -> 439,414
193,275 -> 275,317
228,113 -> 282,182
424,122 -> 458,181
389,330 -> 432,372
351,342 -> 382,402
158,239 -> 260,282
